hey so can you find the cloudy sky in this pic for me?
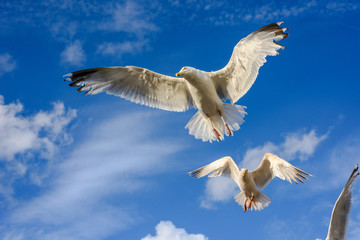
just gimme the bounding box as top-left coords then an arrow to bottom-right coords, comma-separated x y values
1,0 -> 360,239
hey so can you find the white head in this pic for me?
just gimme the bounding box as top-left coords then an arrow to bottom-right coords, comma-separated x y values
175,66 -> 195,77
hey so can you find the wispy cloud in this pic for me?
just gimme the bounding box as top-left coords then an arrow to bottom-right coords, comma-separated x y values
96,1 -> 157,57
0,95 -> 76,204
2,0 -> 358,63
97,39 -> 148,57
264,217 -> 297,240
142,221 -> 208,240
328,129 -> 360,187
60,40 -> 86,66
99,1 -> 158,36
240,0 -> 318,23
0,53 -> 16,77
200,128 -> 328,208
2,111 -> 185,240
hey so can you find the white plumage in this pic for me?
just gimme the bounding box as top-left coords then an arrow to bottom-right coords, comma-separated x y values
65,22 -> 288,142
189,153 -> 311,212
320,164 -> 359,240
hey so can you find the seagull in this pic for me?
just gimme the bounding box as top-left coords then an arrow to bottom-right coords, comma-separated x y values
188,153 -> 311,212
318,164 -> 359,240
64,22 -> 288,142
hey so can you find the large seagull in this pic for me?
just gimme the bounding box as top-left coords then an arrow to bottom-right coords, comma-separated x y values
65,22 -> 288,142
189,153 -> 311,212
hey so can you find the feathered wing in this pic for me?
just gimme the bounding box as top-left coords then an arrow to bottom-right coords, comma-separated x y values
326,164 -> 359,240
250,153 -> 311,190
188,156 -> 241,186
64,66 -> 194,112
210,22 -> 288,104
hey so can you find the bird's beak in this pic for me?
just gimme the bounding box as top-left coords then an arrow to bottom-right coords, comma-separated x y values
175,72 -> 182,77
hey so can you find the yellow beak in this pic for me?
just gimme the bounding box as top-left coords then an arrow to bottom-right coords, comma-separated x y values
175,72 -> 182,77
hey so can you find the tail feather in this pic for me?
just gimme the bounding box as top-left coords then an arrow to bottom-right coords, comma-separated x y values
186,111 -> 217,142
234,192 -> 271,211
185,103 -> 246,142
223,103 -> 246,132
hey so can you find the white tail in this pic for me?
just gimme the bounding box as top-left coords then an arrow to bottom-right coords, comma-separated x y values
185,103 -> 246,142
234,192 -> 271,211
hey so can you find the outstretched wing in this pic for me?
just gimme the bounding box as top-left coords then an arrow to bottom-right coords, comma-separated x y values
188,156 -> 241,186
326,164 -> 359,240
250,153 -> 311,190
210,22 -> 288,104
64,66 -> 194,112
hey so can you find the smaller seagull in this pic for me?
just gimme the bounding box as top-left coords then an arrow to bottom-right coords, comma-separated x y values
188,153 -> 311,212
318,164 -> 359,240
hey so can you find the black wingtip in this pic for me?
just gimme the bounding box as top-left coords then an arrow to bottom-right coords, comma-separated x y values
188,170 -> 200,178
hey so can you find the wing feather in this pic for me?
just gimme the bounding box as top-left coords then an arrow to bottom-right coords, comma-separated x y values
326,164 -> 359,240
188,156 -> 241,186
250,153 -> 311,190
210,22 -> 288,104
65,66 -> 194,112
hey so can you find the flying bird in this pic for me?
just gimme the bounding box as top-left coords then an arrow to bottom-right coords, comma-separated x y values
317,164 -> 359,240
189,153 -> 311,212
64,22 -> 288,142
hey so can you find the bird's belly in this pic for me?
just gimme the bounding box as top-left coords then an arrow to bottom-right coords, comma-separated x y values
188,84 -> 222,117
240,177 -> 258,197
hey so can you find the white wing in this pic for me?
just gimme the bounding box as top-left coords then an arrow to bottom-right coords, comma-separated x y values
188,156 -> 241,186
210,22 -> 288,104
65,66 -> 194,112
250,153 -> 311,190
326,164 -> 359,240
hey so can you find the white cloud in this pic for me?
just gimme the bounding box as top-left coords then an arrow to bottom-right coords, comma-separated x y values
200,177 -> 237,209
0,96 -> 76,161
60,40 -> 86,66
142,221 -> 208,240
3,111 -> 185,240
0,95 -> 76,204
200,129 -> 328,207
242,129 -> 328,170
0,53 -> 16,77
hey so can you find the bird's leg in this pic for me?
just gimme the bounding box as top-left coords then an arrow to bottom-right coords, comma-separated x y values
248,196 -> 255,210
207,117 -> 221,140
243,199 -> 248,212
219,111 -> 232,136
248,198 -> 252,210
243,196 -> 255,212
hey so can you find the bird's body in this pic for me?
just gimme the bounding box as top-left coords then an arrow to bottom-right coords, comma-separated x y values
238,170 -> 259,197
65,22 -> 288,142
189,153 -> 311,212
184,68 -> 222,116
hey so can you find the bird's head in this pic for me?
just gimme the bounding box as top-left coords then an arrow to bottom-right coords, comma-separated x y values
240,168 -> 248,175
175,66 -> 194,77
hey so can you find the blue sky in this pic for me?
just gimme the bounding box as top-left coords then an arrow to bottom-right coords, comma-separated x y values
1,0 -> 360,239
